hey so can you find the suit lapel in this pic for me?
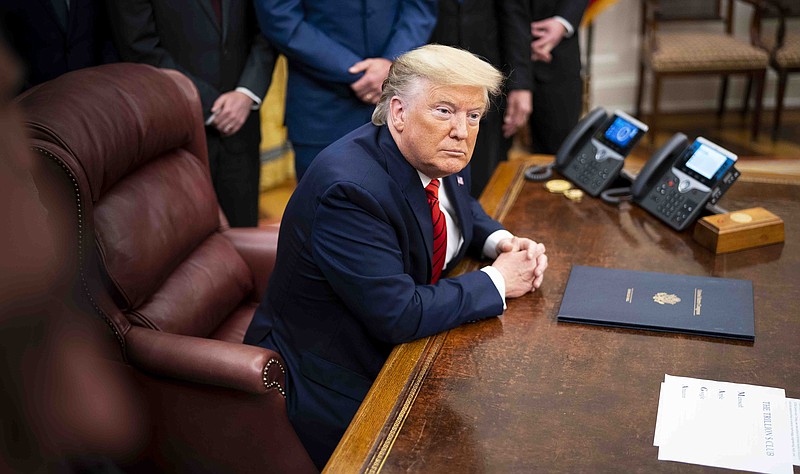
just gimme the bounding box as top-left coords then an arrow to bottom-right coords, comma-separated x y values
378,127 -> 435,277
405,177 -> 434,271
196,0 -> 222,34
40,0 -> 67,33
221,0 -> 230,42
65,0 -> 78,37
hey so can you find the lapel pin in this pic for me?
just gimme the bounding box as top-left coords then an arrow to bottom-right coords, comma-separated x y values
457,176 -> 464,186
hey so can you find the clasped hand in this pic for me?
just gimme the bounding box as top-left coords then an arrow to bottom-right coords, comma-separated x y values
531,17 -> 567,63
348,58 -> 392,105
492,237 -> 548,298
211,91 -> 253,137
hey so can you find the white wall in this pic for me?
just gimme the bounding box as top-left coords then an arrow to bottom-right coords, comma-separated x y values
584,0 -> 800,113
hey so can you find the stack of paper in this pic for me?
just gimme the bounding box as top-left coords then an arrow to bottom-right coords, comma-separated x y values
654,374 -> 800,473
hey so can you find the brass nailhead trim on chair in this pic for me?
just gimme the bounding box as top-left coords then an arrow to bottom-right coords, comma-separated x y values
35,147 -> 126,354
262,358 -> 286,397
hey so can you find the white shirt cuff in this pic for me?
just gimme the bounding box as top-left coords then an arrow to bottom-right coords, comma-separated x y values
553,16 -> 575,38
482,229 -> 514,260
480,266 -> 507,311
235,87 -> 262,110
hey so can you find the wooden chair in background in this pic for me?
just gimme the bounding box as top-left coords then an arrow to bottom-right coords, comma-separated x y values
636,0 -> 770,145
746,0 -> 800,140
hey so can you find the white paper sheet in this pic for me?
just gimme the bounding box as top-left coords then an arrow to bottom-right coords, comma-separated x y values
654,374 -> 794,474
789,398 -> 800,466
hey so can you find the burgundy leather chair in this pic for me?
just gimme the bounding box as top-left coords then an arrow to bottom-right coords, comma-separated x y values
17,63 -> 316,473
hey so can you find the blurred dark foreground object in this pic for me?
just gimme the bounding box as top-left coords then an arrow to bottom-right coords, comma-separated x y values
0,41 -> 145,472
12,58 -> 317,473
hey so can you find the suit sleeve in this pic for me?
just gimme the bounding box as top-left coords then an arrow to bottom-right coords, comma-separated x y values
497,0 -> 533,91
556,0 -> 590,31
237,2 -> 276,100
379,0 -> 438,60
311,182 -> 504,345
105,0 -> 220,116
253,0 -> 364,84
254,0 -> 436,85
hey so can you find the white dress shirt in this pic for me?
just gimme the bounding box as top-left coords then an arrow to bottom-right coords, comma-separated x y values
418,173 -> 512,308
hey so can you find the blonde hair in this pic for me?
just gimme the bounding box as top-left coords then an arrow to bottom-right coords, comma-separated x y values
372,44 -> 504,125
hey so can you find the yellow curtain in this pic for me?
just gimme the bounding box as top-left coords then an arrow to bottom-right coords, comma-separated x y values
259,56 -> 295,189
582,0 -> 620,26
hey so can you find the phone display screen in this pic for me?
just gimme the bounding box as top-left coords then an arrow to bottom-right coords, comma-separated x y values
604,117 -> 640,148
595,113 -> 647,155
677,139 -> 737,186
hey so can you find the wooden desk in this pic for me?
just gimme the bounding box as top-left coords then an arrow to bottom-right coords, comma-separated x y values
325,160 -> 800,473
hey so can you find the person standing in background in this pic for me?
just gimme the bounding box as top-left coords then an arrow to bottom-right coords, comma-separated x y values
430,0 -> 532,197
253,0 -> 438,181
528,0 -> 589,154
0,0 -> 118,91
107,0 -> 276,228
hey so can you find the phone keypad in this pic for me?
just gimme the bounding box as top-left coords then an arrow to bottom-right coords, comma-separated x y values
563,144 -> 621,196
648,179 -> 699,227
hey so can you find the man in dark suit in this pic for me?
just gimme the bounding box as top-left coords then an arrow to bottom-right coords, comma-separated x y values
244,45 -> 549,469
430,0 -> 533,197
107,0 -> 275,227
0,0 -> 118,91
253,0 -> 437,180
529,0 -> 589,154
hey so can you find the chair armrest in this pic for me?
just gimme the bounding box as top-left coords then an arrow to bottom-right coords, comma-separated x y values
222,225 -> 280,302
126,325 -> 286,395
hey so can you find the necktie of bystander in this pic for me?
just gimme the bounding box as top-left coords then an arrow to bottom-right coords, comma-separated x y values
425,179 -> 447,284
210,0 -> 222,26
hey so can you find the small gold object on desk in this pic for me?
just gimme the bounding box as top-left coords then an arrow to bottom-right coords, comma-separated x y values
563,188 -> 584,202
545,179 -> 572,193
693,207 -> 784,254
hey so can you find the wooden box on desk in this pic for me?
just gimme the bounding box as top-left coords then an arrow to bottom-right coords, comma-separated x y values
693,207 -> 784,254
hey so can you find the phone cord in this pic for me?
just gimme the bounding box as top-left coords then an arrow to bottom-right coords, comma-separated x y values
600,187 -> 633,204
523,162 -> 555,181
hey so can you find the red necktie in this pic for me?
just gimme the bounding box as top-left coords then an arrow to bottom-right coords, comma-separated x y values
426,179 -> 447,284
210,0 -> 222,26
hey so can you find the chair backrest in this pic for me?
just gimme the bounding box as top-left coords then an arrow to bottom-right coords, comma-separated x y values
653,0 -> 724,22
17,63 -> 255,340
642,0 -> 772,50
761,0 -> 800,19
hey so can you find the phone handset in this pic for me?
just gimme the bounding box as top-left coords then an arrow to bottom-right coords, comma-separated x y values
554,107 -> 609,169
524,107 -> 608,182
630,133 -> 689,200
527,107 -> 648,198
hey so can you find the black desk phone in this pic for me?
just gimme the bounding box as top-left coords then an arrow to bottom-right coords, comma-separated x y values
553,107 -> 649,196
632,134 -> 740,231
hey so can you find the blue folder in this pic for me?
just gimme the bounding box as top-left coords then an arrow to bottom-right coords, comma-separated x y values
557,265 -> 755,341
